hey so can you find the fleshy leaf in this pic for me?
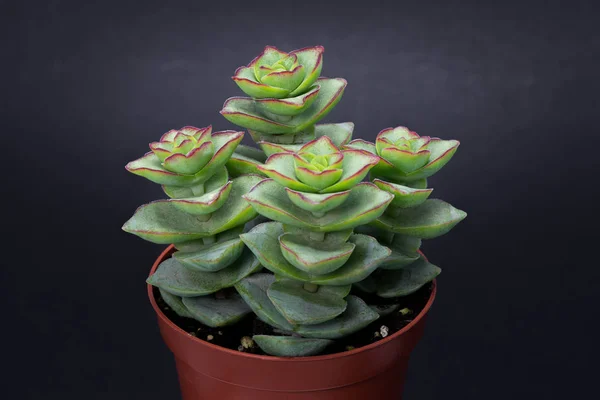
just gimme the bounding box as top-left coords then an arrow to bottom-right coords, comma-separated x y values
146,249 -> 261,296
288,46 -> 324,96
220,78 -> 347,134
174,238 -> 245,272
233,66 -> 290,99
268,279 -> 349,325
320,150 -> 380,193
375,257 -> 440,297
295,167 -> 343,191
285,188 -> 350,214
344,139 -> 377,154
261,65 -> 305,92
162,167 -> 228,199
256,86 -> 320,117
234,273 -> 294,331
159,288 -> 194,319
226,144 -> 267,178
369,304 -> 400,317
295,295 -> 379,339
243,180 -> 393,232
162,141 -> 214,175
372,199 -> 467,239
279,233 -> 355,275
253,335 -> 333,357
373,179 -> 433,208
182,293 -> 252,327
169,181 -> 232,215
174,226 -> 244,252
241,223 -> 391,285
258,153 -> 317,192
122,175 -> 262,243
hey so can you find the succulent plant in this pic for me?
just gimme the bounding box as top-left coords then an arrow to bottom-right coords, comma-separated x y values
123,46 -> 467,358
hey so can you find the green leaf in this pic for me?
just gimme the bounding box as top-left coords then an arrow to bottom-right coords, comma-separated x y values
288,46 -> 324,96
344,139 -> 377,154
169,181 -> 232,215
174,226 -> 244,252
233,66 -> 290,99
379,147 -> 430,174
234,273 -> 294,331
220,78 -> 347,134
253,335 -> 333,357
255,86 -> 320,117
162,141 -> 214,175
261,65 -> 305,92
162,167 -> 229,199
375,257 -> 440,297
174,238 -> 245,272
241,223 -> 391,285
279,233 -> 355,275
295,295 -> 379,339
369,304 -> 400,317
285,188 -> 350,214
315,122 -> 354,147
226,144 -> 267,178
243,180 -> 393,232
147,249 -> 261,296
122,175 -> 262,243
159,288 -> 194,318
372,199 -> 467,239
320,150 -> 380,193
182,293 -> 252,327
126,131 -> 243,186
373,179 -> 432,208
295,167 -> 343,191
267,279 -> 349,325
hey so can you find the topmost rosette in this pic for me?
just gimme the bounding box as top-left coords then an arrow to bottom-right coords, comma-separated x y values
232,46 -> 324,100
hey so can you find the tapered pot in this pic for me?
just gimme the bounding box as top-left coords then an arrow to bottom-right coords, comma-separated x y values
148,245 -> 437,399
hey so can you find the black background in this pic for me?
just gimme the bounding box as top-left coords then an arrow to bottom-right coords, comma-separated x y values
3,0 -> 598,398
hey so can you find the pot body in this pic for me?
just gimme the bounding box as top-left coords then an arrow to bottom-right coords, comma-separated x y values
148,245 -> 437,400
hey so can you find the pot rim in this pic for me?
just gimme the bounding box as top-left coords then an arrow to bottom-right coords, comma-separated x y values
148,244 -> 437,362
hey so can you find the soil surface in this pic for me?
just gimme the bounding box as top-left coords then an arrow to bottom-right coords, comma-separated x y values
153,282 -> 433,356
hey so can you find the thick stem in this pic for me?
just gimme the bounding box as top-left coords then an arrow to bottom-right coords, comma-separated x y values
309,231 -> 325,241
303,282 -> 319,293
191,182 -> 205,196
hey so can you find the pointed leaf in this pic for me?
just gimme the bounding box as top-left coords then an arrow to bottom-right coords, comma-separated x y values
261,65 -> 305,91
289,46 -> 324,96
169,181 -> 232,215
220,78 -> 346,134
122,175 -> 262,243
243,180 -> 393,232
255,86 -> 319,116
147,249 -> 261,296
174,226 -> 244,252
373,179 -> 433,208
159,288 -> 194,319
162,167 -> 229,199
162,141 -> 214,175
315,122 -> 354,147
320,150 -> 380,193
174,238 -> 245,272
379,147 -> 430,174
295,295 -> 379,339
234,273 -> 294,331
182,293 -> 251,327
258,153 -> 317,192
285,188 -> 350,214
295,167 -> 343,191
268,279 -> 348,325
233,66 -> 290,99
372,199 -> 467,239
253,335 -> 333,357
279,233 -> 355,275
344,139 -> 377,154
376,257 -> 441,297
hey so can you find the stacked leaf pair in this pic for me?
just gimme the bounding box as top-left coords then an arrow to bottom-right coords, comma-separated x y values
345,127 -> 467,298
235,136 -> 397,356
123,126 -> 264,327
220,46 -> 347,145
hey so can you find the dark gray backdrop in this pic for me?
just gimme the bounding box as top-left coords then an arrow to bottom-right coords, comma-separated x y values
3,0 -> 598,398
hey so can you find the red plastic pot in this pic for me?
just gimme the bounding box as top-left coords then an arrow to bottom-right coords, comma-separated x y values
148,245 -> 437,399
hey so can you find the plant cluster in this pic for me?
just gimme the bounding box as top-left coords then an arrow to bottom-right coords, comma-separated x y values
123,46 -> 466,356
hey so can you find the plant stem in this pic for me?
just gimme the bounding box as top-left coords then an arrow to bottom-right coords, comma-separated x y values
303,282 -> 319,293
309,231 -> 325,241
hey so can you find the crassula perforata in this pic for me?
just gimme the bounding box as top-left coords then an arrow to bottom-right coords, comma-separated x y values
123,45 -> 466,357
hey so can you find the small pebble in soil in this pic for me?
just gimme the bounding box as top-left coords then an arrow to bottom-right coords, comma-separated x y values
207,334 -> 214,341
189,332 -> 197,337
237,345 -> 244,352
217,331 -> 223,335
374,331 -> 380,338
380,325 -> 389,338
399,308 -> 412,316
345,346 -> 355,351
241,336 -> 255,349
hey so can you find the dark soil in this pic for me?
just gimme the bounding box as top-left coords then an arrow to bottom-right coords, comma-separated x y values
153,282 -> 433,356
